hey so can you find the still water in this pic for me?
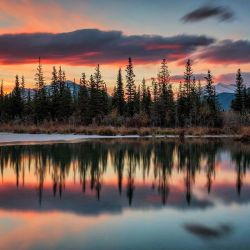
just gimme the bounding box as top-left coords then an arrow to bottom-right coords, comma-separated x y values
0,138 -> 250,250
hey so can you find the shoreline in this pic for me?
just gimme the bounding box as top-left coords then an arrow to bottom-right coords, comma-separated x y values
0,132 -> 241,146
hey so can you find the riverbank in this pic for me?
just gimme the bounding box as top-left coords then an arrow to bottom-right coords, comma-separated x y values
0,123 -> 249,136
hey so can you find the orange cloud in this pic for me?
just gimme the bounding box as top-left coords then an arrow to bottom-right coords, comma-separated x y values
0,0 -> 104,34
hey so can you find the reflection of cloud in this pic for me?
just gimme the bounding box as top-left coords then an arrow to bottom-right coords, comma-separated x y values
208,183 -> 250,204
0,183 -> 213,216
182,5 -> 234,23
184,223 -> 233,240
0,29 -> 215,65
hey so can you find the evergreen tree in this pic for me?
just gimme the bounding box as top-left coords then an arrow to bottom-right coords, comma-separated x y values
0,81 -> 4,119
113,68 -> 125,116
11,75 -> 23,119
24,88 -> 33,119
146,86 -> 152,117
50,66 -> 59,120
231,69 -> 245,114
89,74 -> 99,122
93,64 -> 108,117
34,58 -> 49,122
78,73 -> 90,124
141,78 -> 147,113
183,59 -> 193,126
151,77 -> 160,125
204,70 -> 221,126
158,58 -> 170,104
21,75 -> 25,98
134,85 -> 141,114
156,59 -> 175,126
125,57 -> 136,117
176,82 -> 186,127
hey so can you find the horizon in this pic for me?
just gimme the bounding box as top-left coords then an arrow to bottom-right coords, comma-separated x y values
1,0 -> 250,92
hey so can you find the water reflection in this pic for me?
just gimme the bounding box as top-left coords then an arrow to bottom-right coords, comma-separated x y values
2,139 -> 250,250
0,139 -> 250,209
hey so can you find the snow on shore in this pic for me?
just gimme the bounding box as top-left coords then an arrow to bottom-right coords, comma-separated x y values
0,133 -> 238,146
0,133 -> 143,145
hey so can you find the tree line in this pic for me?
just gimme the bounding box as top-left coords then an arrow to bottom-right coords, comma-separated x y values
0,57 -> 249,127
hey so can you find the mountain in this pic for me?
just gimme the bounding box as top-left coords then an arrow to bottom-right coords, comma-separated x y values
217,92 -> 234,111
215,83 -> 236,94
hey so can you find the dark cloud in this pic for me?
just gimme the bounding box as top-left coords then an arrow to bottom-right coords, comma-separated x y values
0,29 -> 215,65
184,223 -> 233,240
198,40 -> 250,64
182,5 -> 234,23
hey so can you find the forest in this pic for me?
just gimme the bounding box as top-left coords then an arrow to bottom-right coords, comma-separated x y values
0,58 -> 249,131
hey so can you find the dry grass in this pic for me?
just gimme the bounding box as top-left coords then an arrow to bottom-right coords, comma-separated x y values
0,122 -> 250,136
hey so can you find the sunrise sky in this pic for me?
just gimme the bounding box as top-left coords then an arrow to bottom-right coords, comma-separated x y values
1,0 -> 250,92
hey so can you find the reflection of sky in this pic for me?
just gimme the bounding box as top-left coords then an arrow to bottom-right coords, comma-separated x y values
0,140 -> 250,249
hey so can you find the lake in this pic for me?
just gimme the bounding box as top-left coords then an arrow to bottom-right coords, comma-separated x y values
0,138 -> 249,250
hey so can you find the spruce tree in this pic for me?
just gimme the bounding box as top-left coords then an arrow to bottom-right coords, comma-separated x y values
134,85 -> 141,114
125,57 -> 136,117
231,69 -> 245,114
0,81 -> 4,119
204,70 -> 221,126
34,58 -> 49,122
183,59 -> 193,126
114,68 -> 125,116
89,74 -> 99,122
158,59 -> 170,104
11,75 -> 23,119
21,75 -> 25,99
78,73 -> 90,124
93,64 -> 108,117
50,66 -> 59,120
141,78 -> 147,114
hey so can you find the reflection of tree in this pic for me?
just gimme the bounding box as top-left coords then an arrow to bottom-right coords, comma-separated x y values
205,146 -> 217,193
231,145 -> 250,195
126,147 -> 136,206
112,145 -> 125,195
1,139 -> 250,205
154,142 -> 174,204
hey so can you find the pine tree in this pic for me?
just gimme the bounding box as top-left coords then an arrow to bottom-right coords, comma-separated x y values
114,68 -> 125,116
78,73 -> 90,124
11,75 -> 23,119
141,78 -> 147,114
134,85 -> 141,114
50,66 -> 59,120
34,58 -> 49,122
176,82 -> 186,127
93,64 -> 108,117
0,81 -> 4,119
231,69 -> 245,114
204,70 -> 221,126
21,75 -> 25,98
151,77 -> 160,125
157,59 -> 175,126
183,59 -> 193,126
146,86 -> 152,117
158,59 -> 170,104
125,57 -> 136,117
89,74 -> 99,122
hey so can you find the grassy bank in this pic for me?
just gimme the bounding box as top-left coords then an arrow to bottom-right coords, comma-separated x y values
0,123 -> 250,136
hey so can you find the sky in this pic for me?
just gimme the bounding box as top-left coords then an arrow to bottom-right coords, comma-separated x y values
1,0 -> 250,92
